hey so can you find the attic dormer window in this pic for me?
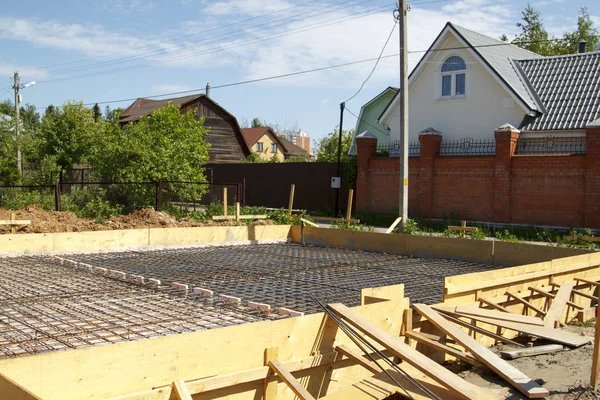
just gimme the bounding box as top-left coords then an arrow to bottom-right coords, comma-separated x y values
441,56 -> 466,98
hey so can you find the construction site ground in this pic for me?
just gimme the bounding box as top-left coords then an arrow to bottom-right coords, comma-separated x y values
458,324 -> 599,399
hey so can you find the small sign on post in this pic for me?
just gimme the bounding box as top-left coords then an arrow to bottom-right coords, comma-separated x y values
331,177 -> 341,189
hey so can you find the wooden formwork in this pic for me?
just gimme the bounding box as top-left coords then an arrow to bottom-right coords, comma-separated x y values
1,225 -> 599,400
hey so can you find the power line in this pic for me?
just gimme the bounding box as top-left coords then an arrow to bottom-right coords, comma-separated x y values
38,3 -> 394,84
19,0 -> 324,73
344,20 -> 397,103
40,0 -> 372,78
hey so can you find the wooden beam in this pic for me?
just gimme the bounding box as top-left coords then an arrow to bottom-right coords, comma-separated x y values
592,306 -> 600,389
527,286 -> 583,310
433,309 -> 525,348
223,187 -> 228,216
385,217 -> 402,234
0,220 -> 31,225
268,359 -> 315,400
328,303 -> 500,400
264,347 -> 278,400
212,215 -> 268,221
235,202 -> 240,222
414,304 -> 549,399
543,282 -> 574,328
477,298 -> 512,314
575,277 -> 600,288
309,216 -> 360,223
564,235 -> 600,242
345,189 -> 354,228
335,345 -> 380,374
500,344 -> 563,360
454,305 -> 544,326
434,305 -> 592,347
299,218 -> 319,228
505,292 -> 546,317
288,184 -> 295,216
404,330 -> 482,367
171,380 -> 193,400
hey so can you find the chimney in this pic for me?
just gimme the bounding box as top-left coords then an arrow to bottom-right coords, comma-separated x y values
205,83 -> 211,98
579,41 -> 587,54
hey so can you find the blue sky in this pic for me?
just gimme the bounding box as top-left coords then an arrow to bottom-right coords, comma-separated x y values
0,0 -> 598,144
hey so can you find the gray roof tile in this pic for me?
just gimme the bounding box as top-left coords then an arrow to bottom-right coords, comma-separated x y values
451,24 -> 544,112
518,52 -> 600,131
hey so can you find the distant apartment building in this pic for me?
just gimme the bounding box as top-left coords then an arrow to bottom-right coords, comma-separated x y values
278,130 -> 311,155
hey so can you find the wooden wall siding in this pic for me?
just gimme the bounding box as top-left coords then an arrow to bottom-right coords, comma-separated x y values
203,117 -> 247,163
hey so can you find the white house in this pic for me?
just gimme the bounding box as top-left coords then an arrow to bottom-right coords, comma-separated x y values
377,22 -> 600,146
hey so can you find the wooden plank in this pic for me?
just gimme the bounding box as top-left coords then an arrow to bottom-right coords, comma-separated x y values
329,303 -> 500,400
505,292 -> 546,316
385,217 -> 402,234
335,345 -> 380,374
550,282 -> 598,301
288,184 -> 295,216
268,359 -> 315,400
575,277 -> 600,287
528,286 -> 583,310
447,226 -> 477,232
478,297 -> 512,313
500,344 -> 563,360
434,309 -> 525,348
309,216 -> 360,223
591,305 -> 600,389
264,347 -> 278,400
0,372 -> 42,400
211,215 -> 268,220
414,304 -> 549,399
455,305 -> 544,326
345,189 -> 354,227
544,282 -> 574,328
171,380 -> 193,400
404,331 -> 482,367
564,235 -> 600,242
300,218 -> 319,228
435,305 -> 592,347
578,306 -> 597,322
0,220 -> 31,225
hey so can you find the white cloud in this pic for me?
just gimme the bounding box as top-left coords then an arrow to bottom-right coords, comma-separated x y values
99,0 -> 156,15
204,0 -> 294,17
151,84 -> 195,94
0,58 -> 49,81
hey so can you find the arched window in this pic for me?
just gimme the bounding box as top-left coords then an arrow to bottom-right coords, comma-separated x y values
441,56 -> 466,97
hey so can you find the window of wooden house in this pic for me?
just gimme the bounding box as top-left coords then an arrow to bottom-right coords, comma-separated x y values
256,142 -> 264,152
271,144 -> 277,153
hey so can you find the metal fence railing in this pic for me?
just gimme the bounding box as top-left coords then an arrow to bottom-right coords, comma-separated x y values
439,138 -> 496,156
376,140 -> 420,157
516,136 -> 586,155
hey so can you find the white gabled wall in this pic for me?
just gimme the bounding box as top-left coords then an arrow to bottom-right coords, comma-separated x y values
386,35 -> 526,143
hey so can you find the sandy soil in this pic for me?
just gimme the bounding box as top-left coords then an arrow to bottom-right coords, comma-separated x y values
457,324 -> 600,399
0,206 -> 273,234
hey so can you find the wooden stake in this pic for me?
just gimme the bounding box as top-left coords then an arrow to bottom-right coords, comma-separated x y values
345,189 -> 353,228
10,212 -> 15,234
385,217 -> 402,234
223,187 -> 228,216
288,184 -> 295,216
591,305 -> 600,389
235,202 -> 240,222
264,347 -> 279,400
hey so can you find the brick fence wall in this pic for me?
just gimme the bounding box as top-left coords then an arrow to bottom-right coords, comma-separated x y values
356,123 -> 600,228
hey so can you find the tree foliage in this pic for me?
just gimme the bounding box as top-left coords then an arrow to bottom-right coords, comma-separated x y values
314,127 -> 354,163
92,103 -> 102,122
0,114 -> 18,185
284,154 -> 313,163
555,8 -> 600,54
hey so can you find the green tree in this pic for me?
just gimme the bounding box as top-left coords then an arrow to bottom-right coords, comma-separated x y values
555,7 -> 600,54
92,103 -> 102,122
284,154 -> 313,163
97,102 -> 209,185
512,4 -> 557,56
251,117 -> 266,128
314,127 -> 354,163
0,113 -> 18,185
243,152 -> 268,163
37,101 -> 102,181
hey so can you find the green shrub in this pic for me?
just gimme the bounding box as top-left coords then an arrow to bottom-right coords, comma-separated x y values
62,187 -> 123,220
402,218 -> 419,235
0,188 -> 55,210
331,221 -> 374,232
495,229 -> 518,242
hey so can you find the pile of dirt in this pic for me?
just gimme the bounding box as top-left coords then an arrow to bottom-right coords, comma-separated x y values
0,206 -> 274,234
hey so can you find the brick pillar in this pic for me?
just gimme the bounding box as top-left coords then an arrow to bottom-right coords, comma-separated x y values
355,135 -> 378,212
585,121 -> 600,228
417,131 -> 442,217
493,124 -> 519,222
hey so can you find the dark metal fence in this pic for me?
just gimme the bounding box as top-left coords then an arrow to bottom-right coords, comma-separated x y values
516,136 -> 586,155
439,138 -> 496,156
376,140 -> 420,157
0,181 -> 240,216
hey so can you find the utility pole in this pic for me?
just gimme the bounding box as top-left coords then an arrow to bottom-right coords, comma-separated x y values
395,0 -> 409,225
335,102 -> 345,216
13,72 -> 21,175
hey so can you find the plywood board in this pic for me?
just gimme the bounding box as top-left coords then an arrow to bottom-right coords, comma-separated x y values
543,283 -> 574,328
